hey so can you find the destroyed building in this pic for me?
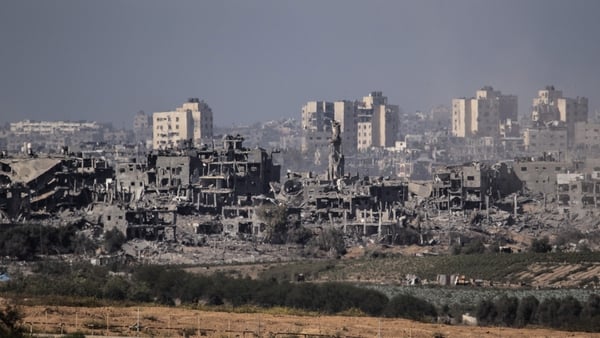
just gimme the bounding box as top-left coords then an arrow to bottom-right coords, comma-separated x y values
432,163 -> 491,210
102,204 -> 177,240
0,156 -> 113,220
4,120 -> 600,255
148,152 -> 201,203
513,155 -> 573,196
115,161 -> 148,203
556,167 -> 600,214
193,135 -> 281,211
103,134 -> 283,239
272,121 -> 410,237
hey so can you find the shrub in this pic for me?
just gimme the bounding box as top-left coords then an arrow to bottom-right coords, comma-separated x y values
103,228 -> 126,253
311,228 -> 346,256
530,236 -> 552,253
286,226 -> 312,245
556,296 -> 582,328
383,294 -> 436,321
582,294 -> 600,318
462,239 -> 486,255
255,204 -> 289,244
537,297 -> 561,327
0,223 -> 94,260
515,295 -> 539,327
102,276 -> 129,300
0,305 -> 24,338
494,295 -> 518,326
581,294 -> 600,331
392,227 -> 420,246
475,299 -> 497,324
450,237 -> 486,255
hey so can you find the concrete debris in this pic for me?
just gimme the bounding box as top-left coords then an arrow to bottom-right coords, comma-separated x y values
1,132 -> 600,266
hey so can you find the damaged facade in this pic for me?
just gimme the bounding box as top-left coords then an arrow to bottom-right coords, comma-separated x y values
0,156 -> 113,221
2,124 -> 600,250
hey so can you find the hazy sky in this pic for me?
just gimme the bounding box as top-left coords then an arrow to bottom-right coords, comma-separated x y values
1,0 -> 599,128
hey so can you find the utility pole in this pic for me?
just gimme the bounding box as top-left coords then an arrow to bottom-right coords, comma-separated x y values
513,194 -> 518,219
486,195 -> 489,222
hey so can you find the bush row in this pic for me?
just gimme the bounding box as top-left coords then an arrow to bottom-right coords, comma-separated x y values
0,223 -> 97,260
2,263 -> 436,321
476,294 -> 600,331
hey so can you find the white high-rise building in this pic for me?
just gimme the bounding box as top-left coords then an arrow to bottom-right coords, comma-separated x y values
153,98 -> 213,150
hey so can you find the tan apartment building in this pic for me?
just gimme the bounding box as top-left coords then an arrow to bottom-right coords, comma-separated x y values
573,122 -> 600,149
301,91 -> 398,154
302,101 -> 333,132
301,101 -> 334,154
357,114 -> 372,151
334,100 -> 358,153
452,86 -> 517,138
531,86 -> 588,145
153,98 -> 213,150
451,98 -> 472,138
301,99 -> 358,155
356,91 -> 399,150
523,122 -> 567,155
372,104 -> 399,148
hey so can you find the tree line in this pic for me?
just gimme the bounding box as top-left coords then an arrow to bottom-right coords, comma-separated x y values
2,262 -> 436,321
0,223 -> 94,260
0,223 -> 129,260
2,262 -> 600,332
476,293 -> 600,332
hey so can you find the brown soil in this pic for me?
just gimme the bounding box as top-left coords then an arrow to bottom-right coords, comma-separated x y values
513,262 -> 600,287
18,304 -> 600,337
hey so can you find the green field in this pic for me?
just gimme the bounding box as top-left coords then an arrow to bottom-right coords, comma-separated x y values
259,251 -> 600,284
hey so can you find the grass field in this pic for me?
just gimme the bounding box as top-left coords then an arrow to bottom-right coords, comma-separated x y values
258,251 -> 600,288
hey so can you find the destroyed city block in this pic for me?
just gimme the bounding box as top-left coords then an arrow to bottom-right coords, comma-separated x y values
2,125 -> 600,266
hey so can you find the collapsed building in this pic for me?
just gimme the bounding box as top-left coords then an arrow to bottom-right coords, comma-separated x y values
556,166 -> 600,214
108,134 -> 282,239
144,135 -> 280,207
3,126 -> 600,248
101,204 -> 177,240
0,156 -> 113,221
272,120 -> 410,238
430,162 -> 522,211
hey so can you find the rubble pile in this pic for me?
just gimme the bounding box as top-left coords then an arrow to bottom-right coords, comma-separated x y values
2,130 -> 600,266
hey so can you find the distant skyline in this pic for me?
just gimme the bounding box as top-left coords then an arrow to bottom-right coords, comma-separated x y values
1,0 -> 600,127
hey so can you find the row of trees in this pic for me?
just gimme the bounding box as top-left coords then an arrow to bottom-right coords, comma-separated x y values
0,223 -> 97,260
2,262 -> 436,321
3,262 -> 600,331
476,294 -> 600,331
0,223 -> 130,260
